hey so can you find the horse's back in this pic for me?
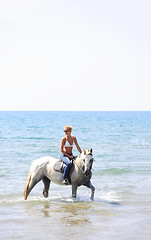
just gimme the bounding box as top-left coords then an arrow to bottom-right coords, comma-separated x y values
30,156 -> 57,172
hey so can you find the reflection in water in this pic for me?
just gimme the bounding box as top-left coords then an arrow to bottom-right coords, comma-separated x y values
19,196 -> 123,239
42,200 -> 92,226
23,198 -> 92,227
41,201 -> 50,218
58,202 -> 92,225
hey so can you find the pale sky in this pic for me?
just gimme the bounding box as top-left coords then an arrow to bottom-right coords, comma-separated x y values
0,0 -> 151,111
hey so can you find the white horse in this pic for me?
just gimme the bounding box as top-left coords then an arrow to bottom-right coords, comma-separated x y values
24,148 -> 95,200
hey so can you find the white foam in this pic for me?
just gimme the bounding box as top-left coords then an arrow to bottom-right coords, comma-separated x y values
97,191 -> 121,204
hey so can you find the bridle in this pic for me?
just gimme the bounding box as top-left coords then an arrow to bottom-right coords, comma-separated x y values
74,153 -> 94,175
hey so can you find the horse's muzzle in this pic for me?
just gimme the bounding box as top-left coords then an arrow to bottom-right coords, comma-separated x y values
85,169 -> 91,177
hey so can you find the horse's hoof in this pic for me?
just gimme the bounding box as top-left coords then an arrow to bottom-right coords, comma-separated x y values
43,191 -> 48,198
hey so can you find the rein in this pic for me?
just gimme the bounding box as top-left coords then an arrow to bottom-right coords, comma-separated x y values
74,159 -> 85,174
74,154 -> 94,175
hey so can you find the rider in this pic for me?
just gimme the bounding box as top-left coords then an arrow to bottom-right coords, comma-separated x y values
60,125 -> 82,184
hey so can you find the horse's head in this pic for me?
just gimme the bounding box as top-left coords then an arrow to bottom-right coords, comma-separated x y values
81,148 -> 94,177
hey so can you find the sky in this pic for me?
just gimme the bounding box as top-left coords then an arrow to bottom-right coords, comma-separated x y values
0,0 -> 151,111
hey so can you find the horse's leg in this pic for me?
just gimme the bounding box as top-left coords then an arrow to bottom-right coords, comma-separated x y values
42,176 -> 51,198
72,184 -> 77,198
84,181 -> 95,201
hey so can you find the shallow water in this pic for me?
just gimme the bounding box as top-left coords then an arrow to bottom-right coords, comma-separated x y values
0,111 -> 151,239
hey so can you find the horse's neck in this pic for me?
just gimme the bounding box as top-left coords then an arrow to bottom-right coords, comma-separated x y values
75,156 -> 83,167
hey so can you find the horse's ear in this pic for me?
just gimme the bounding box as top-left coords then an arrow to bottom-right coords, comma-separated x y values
87,148 -> 93,155
82,148 -> 86,155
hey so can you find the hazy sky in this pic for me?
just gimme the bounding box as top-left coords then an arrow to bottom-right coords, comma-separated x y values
0,0 -> 151,111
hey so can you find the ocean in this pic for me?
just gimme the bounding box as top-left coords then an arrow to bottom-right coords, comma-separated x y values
0,111 -> 151,240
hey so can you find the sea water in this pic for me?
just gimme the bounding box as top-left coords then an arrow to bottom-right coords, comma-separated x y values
0,111 -> 151,240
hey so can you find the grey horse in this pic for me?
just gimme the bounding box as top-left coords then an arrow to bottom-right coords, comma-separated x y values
24,148 -> 95,200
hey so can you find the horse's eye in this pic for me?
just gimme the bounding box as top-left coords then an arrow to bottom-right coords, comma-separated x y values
83,159 -> 85,162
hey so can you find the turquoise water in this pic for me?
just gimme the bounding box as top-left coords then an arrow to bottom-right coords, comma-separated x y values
0,111 -> 151,239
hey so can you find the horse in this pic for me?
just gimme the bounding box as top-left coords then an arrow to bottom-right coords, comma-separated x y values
24,148 -> 95,201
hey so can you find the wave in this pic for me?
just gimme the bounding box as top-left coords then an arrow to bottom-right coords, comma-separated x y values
1,137 -> 52,140
95,167 -> 132,175
0,190 -> 121,206
97,191 -> 121,205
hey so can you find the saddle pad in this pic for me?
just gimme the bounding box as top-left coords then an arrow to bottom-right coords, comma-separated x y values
53,159 -> 65,173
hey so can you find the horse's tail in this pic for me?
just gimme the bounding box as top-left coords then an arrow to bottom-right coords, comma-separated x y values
24,172 -> 31,200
